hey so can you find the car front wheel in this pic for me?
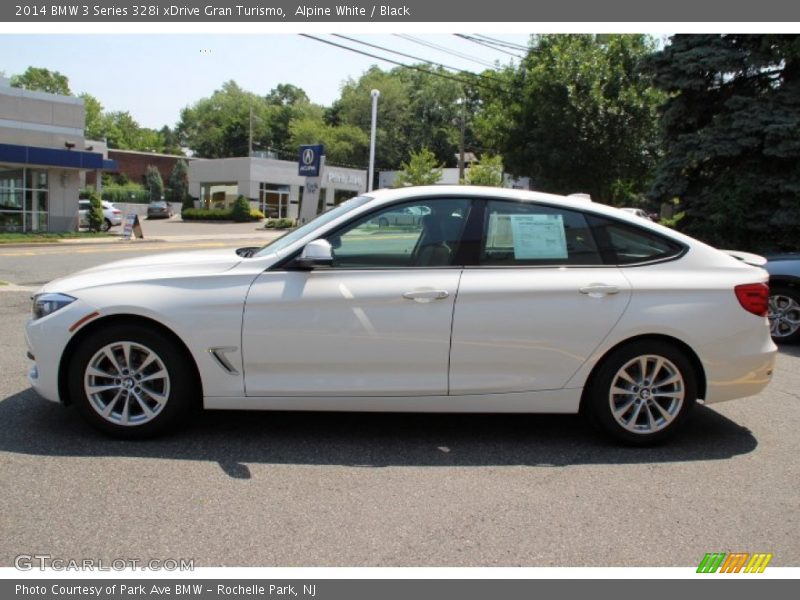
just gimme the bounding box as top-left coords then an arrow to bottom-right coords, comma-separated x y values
584,340 -> 697,445
768,286 -> 800,343
68,324 -> 197,438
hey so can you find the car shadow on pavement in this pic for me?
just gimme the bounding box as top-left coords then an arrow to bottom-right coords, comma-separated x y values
0,388 -> 758,479
778,344 -> 800,358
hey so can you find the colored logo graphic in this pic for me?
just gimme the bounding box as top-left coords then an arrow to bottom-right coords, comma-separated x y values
697,552 -> 773,573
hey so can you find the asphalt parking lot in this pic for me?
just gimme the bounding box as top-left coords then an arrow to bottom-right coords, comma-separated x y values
0,233 -> 798,568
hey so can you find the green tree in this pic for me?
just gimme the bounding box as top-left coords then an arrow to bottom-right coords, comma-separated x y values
465,155 -> 504,187
645,34 -> 800,251
176,80 -> 274,158
145,165 -> 164,202
289,117 -> 368,166
11,66 -> 71,95
80,93 -> 105,140
168,159 -> 190,207
393,148 -> 444,187
474,34 -> 664,203
101,111 -> 165,152
86,190 -> 104,232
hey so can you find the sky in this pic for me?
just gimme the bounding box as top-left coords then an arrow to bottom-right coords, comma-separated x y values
0,34 -> 533,130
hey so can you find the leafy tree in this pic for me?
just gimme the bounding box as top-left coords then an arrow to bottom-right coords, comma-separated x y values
289,117 -> 368,166
645,34 -> 800,251
80,93 -> 105,140
86,190 -> 104,232
393,148 -> 444,187
101,111 -> 165,151
11,66 -> 71,95
465,155 -> 504,187
474,35 -> 664,203
177,80 -> 275,158
145,165 -> 164,202
168,160 -> 190,207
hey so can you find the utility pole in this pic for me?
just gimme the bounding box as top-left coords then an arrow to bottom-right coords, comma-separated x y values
457,98 -> 466,182
368,89 -> 380,192
248,105 -> 253,157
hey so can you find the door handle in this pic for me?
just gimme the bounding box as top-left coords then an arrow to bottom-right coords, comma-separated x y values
402,289 -> 450,303
579,284 -> 620,297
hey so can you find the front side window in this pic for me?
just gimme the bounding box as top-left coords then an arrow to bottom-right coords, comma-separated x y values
480,200 -> 602,266
326,199 -> 471,268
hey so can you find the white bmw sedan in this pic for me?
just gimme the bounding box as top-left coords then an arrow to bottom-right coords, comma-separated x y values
25,186 -> 776,444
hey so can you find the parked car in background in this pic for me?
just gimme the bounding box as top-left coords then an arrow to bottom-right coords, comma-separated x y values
147,201 -> 174,220
78,200 -> 122,231
26,186 -> 776,444
764,253 -> 800,343
374,205 -> 430,227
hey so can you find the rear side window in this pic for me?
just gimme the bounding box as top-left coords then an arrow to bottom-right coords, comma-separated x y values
480,200 -> 602,266
589,217 -> 684,265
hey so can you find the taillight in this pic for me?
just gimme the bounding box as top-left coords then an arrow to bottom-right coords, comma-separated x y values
113,210 -> 121,215
735,283 -> 769,317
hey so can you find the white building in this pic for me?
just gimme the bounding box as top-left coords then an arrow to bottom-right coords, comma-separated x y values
188,157 -> 367,220
0,76 -> 114,232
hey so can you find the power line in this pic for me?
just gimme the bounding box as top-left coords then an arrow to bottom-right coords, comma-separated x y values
454,34 -> 527,59
471,34 -> 531,52
299,34 -> 514,99
331,34 -> 508,87
393,34 -> 501,69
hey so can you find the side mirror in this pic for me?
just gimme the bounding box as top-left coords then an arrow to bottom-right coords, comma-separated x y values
294,239 -> 334,269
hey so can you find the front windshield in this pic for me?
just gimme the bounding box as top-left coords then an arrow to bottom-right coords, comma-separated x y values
254,195 -> 373,257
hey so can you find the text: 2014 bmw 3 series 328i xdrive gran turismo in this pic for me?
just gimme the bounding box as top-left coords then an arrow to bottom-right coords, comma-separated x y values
26,186 -> 776,444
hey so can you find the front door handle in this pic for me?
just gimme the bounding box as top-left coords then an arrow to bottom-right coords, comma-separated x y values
402,289 -> 450,303
579,284 -> 620,297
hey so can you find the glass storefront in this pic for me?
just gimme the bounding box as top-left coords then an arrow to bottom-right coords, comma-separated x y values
0,166 -> 49,232
259,182 -> 290,219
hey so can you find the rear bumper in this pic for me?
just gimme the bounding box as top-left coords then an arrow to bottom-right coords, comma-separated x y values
700,325 -> 777,404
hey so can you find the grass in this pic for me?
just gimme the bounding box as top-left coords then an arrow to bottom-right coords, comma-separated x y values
0,232 -> 113,244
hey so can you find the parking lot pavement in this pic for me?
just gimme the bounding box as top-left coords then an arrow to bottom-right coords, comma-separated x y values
1,285 -> 798,567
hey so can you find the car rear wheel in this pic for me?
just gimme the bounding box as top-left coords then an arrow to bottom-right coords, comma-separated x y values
68,324 -> 197,438
768,286 -> 800,343
101,218 -> 111,232
584,340 -> 697,445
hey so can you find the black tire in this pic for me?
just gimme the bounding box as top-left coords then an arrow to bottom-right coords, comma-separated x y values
769,286 -> 800,344
583,340 -> 697,446
68,324 -> 198,439
101,218 -> 111,231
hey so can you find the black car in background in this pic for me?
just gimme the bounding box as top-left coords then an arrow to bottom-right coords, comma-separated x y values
146,201 -> 174,219
765,253 -> 800,343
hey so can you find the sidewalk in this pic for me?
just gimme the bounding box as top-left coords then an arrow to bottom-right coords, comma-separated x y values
0,220 -> 287,248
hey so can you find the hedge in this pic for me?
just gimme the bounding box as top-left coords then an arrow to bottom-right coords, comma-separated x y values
182,208 -> 264,221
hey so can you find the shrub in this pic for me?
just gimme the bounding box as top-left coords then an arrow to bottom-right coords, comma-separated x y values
182,207 -> 264,222
181,208 -> 234,221
86,190 -> 104,232
231,196 -> 252,222
264,218 -> 296,229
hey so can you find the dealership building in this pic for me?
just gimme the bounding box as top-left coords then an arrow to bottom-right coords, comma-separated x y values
188,156 -> 367,219
0,76 -> 115,232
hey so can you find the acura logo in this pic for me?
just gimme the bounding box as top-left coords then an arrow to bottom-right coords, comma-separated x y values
302,148 -> 315,165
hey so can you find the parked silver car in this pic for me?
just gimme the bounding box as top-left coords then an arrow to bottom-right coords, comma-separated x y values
78,200 -> 123,231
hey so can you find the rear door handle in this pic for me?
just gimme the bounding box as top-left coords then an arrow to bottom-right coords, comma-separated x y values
579,284 -> 620,297
402,289 -> 450,303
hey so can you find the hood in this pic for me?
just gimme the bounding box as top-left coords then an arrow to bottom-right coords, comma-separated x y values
40,248 -> 245,294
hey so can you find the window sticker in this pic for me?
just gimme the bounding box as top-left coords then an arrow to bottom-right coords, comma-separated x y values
509,213 -> 568,259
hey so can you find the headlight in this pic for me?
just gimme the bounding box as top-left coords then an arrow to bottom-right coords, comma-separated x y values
32,293 -> 76,320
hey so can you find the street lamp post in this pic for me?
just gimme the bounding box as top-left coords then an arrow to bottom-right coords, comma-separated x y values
368,89 -> 380,192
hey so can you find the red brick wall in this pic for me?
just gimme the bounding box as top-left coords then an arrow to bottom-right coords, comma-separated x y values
87,151 -> 192,185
